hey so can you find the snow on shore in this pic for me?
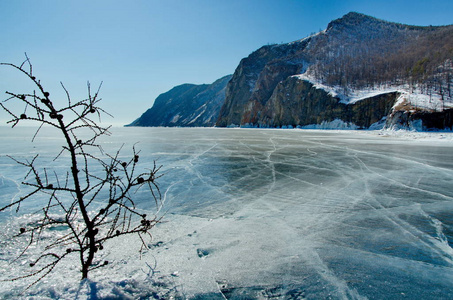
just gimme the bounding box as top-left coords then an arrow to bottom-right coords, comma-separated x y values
295,74 -> 453,112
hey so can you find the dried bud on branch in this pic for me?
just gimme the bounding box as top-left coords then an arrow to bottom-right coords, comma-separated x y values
0,55 -> 163,288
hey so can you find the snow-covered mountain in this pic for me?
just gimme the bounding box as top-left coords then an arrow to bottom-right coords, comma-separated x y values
216,12 -> 453,130
127,75 -> 232,127
130,12 -> 453,130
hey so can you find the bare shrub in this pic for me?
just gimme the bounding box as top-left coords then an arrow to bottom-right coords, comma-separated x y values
0,55 -> 162,288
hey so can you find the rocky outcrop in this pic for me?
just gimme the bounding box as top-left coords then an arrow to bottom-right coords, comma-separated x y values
386,107 -> 453,130
257,77 -> 398,129
216,41 -> 310,127
127,75 -> 232,127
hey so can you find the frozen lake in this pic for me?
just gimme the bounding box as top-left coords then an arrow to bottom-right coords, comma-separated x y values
1,127 -> 453,299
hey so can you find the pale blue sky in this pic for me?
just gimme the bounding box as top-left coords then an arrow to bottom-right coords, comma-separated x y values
1,0 -> 452,125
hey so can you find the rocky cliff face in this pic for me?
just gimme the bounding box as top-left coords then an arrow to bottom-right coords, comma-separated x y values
127,75 -> 232,127
216,42 -> 307,127
256,77 -> 398,129
216,12 -> 453,130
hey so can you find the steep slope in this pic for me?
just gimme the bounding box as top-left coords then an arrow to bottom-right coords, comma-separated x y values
216,42 -> 306,127
258,77 -> 398,129
127,75 -> 232,127
216,12 -> 453,130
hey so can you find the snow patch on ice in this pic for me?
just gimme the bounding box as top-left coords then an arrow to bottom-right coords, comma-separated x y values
369,117 -> 388,130
300,119 -> 359,130
375,128 -> 453,141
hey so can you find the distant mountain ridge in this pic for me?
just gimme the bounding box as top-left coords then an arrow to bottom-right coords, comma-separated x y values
129,12 -> 453,130
127,75 -> 232,127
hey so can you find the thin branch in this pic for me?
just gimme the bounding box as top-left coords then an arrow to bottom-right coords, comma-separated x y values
1,55 -> 163,289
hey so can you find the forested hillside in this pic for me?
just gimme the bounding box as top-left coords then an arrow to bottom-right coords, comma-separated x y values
307,12 -> 453,98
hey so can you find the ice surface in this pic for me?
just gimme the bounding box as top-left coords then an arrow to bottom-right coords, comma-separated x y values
1,127 -> 453,299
